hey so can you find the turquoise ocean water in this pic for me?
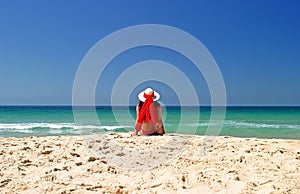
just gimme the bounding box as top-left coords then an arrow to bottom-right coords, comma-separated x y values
0,106 -> 299,139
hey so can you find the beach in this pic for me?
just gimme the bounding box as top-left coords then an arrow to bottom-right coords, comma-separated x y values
0,133 -> 299,193
1,0 -> 300,193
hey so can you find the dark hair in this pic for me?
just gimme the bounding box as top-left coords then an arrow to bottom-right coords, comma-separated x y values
138,101 -> 144,111
138,101 -> 160,111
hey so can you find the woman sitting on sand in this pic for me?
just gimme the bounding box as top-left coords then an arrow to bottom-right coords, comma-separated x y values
133,88 -> 165,136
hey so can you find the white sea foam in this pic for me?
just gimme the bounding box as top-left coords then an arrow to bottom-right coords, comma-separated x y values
0,123 -> 132,131
188,121 -> 300,129
225,121 -> 300,129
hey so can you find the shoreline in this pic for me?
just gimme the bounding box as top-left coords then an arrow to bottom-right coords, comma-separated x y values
1,132 -> 300,140
0,133 -> 299,193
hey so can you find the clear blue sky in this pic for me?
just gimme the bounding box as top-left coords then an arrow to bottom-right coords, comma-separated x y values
0,0 -> 299,105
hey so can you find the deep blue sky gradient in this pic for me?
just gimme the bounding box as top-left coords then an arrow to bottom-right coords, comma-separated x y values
0,0 -> 299,105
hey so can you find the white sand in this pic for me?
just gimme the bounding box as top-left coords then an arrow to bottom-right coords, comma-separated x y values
0,133 -> 299,193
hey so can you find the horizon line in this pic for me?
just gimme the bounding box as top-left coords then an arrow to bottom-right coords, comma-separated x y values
0,104 -> 300,107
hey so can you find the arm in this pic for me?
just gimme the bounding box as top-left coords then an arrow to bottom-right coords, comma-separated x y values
136,104 -> 139,122
155,105 -> 165,134
156,105 -> 162,124
133,104 -> 140,135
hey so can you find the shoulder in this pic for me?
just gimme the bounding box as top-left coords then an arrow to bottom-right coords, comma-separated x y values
154,101 -> 161,107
